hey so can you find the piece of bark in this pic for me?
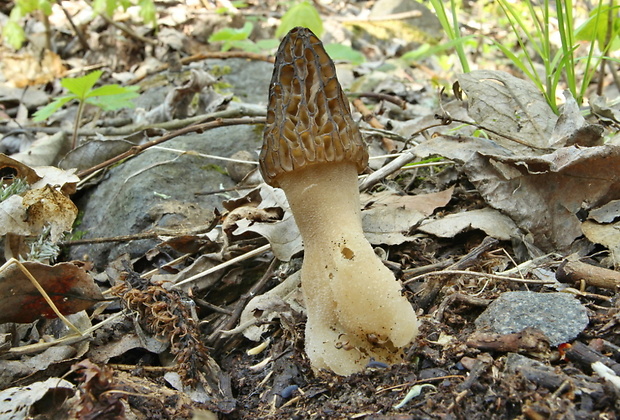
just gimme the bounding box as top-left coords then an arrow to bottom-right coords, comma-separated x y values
466,327 -> 551,355
457,353 -> 493,391
556,260 -> 620,291
504,353 -> 567,390
435,292 -> 491,322
564,341 -> 620,376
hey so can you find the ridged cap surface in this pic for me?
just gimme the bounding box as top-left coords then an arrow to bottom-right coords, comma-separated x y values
259,27 -> 369,187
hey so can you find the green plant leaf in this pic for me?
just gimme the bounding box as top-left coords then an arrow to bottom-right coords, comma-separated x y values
276,1 -> 323,38
209,22 -> 254,43
226,39 -> 262,53
61,71 -> 103,99
256,38 -> 280,51
86,84 -> 137,98
324,44 -> 365,65
2,20 -> 26,50
34,74 -> 139,121
575,5 -> 620,49
86,89 -> 139,111
38,0 -> 53,16
138,0 -> 157,27
15,0 -> 38,15
92,0 -> 117,16
32,96 -> 74,122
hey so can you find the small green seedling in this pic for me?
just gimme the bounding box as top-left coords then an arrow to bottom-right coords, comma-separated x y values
209,22 -> 280,53
324,44 -> 366,65
92,0 -> 157,27
276,1 -> 323,38
33,70 -> 139,149
3,0 -> 157,50
3,0 -> 52,49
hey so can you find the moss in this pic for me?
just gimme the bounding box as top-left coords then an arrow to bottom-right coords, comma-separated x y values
210,65 -> 232,77
201,163 -> 227,175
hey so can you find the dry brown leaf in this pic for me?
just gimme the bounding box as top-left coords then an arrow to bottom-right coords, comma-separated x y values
0,49 -> 66,88
0,261 -> 103,324
581,220 -> 620,267
457,70 -> 557,151
416,136 -> 620,252
21,185 -> 78,241
418,207 -> 518,241
0,153 -> 41,184
362,186 -> 454,214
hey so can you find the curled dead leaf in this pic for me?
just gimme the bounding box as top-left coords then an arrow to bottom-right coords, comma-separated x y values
21,185 -> 78,241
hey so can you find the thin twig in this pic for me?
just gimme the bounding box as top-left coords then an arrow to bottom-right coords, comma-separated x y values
128,51 -> 275,85
207,257 -> 278,346
358,148 -> 418,191
0,105 -> 267,137
403,269 -> 556,285
55,0 -> 89,50
446,116 -> 554,151
82,0 -> 157,46
173,243 -> 271,288
349,92 -> 407,109
5,311 -> 126,356
352,98 -> 397,152
76,116 -> 266,179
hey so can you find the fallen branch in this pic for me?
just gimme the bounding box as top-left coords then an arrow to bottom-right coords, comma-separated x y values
77,116 -> 266,178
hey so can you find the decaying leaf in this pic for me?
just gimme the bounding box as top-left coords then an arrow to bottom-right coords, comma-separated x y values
0,377 -> 75,420
362,186 -> 454,214
590,94 -> 620,124
234,212 -> 302,261
30,165 -> 79,194
549,91 -> 604,148
0,153 -> 41,184
0,155 -> 79,245
416,136 -> 620,252
23,185 -> 77,240
59,139 -> 136,171
456,70 -> 557,151
418,207 -> 519,241
9,132 -> 71,167
581,220 -> 620,267
0,184 -> 79,242
0,261 -> 103,324
0,50 -> 66,88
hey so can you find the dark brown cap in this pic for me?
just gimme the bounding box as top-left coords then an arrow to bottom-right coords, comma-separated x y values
259,27 -> 369,187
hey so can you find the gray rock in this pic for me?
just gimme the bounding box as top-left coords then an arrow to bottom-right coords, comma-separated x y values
70,57 -> 272,269
132,58 -> 273,110
475,291 -> 589,346
70,125 -> 263,269
210,58 -> 272,104
370,0 -> 443,39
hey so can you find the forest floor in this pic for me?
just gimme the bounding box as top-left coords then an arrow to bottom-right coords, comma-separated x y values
0,1 -> 619,419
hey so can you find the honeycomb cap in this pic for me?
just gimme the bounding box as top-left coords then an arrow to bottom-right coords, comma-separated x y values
259,27 -> 369,187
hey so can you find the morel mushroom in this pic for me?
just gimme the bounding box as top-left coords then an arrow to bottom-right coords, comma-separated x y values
259,27 -> 418,375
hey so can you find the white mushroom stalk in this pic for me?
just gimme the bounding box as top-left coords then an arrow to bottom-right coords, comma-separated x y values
259,27 -> 418,375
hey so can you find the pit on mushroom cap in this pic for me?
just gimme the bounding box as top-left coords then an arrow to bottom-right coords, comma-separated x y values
259,27 -> 418,375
